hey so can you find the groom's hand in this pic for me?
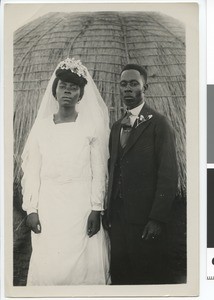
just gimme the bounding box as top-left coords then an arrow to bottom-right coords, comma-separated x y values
26,212 -> 42,234
87,210 -> 101,237
141,220 -> 162,240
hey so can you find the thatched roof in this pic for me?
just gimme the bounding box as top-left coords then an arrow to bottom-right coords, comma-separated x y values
14,11 -> 186,195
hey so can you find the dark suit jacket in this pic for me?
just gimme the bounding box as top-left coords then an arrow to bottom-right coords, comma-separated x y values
107,103 -> 178,225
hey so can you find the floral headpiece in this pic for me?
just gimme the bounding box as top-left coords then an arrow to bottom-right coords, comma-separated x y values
57,58 -> 88,79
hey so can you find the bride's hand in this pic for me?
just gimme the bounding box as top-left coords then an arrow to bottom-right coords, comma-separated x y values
26,212 -> 42,234
87,211 -> 101,238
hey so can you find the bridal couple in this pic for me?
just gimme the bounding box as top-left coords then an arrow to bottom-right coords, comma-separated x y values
21,58 -> 178,286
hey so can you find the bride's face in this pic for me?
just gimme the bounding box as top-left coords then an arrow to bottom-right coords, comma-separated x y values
56,80 -> 81,108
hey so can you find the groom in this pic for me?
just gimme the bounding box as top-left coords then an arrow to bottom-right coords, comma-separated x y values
105,64 -> 178,284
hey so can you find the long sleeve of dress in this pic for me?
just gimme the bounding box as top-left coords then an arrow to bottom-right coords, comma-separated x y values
90,135 -> 108,211
21,129 -> 42,215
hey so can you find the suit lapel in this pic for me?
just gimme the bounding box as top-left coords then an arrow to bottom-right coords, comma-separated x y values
122,104 -> 153,157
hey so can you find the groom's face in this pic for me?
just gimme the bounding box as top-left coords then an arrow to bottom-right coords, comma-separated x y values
120,69 -> 145,110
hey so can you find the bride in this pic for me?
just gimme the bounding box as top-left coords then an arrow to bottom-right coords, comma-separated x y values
21,58 -> 110,285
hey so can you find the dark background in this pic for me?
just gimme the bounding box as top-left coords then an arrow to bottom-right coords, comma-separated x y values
207,169 -> 214,248
207,85 -> 214,248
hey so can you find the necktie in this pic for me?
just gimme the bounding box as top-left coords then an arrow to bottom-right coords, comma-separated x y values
120,112 -> 132,148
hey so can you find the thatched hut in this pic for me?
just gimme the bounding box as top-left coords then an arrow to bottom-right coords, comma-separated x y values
14,11 -> 186,199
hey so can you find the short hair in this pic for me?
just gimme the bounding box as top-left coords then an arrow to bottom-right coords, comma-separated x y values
121,64 -> 147,83
52,68 -> 87,99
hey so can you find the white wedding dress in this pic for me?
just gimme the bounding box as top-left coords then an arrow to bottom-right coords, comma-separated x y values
22,114 -> 110,285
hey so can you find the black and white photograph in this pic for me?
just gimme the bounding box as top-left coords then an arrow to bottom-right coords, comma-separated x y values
4,2 -> 199,297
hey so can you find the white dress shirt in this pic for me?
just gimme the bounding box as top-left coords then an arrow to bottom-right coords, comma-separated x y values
128,102 -> 145,126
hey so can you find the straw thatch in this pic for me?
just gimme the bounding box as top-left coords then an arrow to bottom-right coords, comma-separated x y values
14,11 -> 186,196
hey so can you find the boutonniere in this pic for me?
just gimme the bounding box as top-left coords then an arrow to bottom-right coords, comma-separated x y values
135,114 -> 153,128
